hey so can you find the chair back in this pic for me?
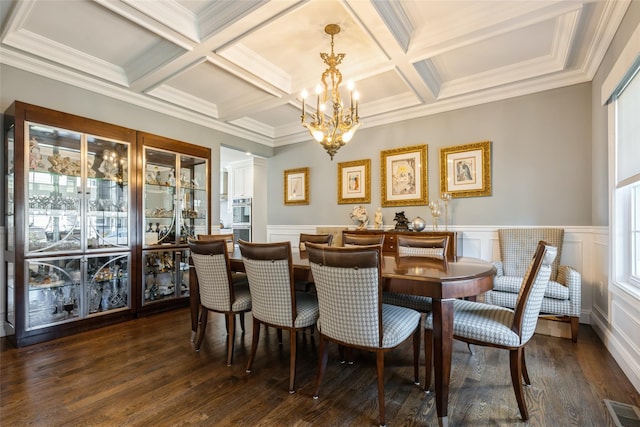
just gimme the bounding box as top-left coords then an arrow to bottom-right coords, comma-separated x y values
397,235 -> 449,259
343,233 -> 385,247
299,233 -> 333,252
238,240 -> 296,327
306,243 -> 383,348
197,233 -> 235,253
188,239 -> 234,312
498,228 -> 563,280
512,241 -> 557,344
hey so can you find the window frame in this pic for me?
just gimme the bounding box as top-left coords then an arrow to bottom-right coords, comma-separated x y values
609,59 -> 640,297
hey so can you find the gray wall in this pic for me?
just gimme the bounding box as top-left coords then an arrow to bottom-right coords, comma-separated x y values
268,83 -> 592,227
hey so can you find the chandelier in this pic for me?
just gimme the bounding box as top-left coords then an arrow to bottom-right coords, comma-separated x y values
300,24 -> 360,160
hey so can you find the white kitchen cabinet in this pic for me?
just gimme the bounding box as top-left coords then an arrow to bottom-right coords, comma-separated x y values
231,162 -> 253,198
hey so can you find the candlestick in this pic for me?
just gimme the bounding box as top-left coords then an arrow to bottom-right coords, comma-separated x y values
441,192 -> 452,230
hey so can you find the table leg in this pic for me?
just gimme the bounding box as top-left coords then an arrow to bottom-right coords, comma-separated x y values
189,268 -> 200,341
433,298 -> 454,427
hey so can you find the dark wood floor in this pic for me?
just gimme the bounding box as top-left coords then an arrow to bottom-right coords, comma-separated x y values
1,308 -> 638,426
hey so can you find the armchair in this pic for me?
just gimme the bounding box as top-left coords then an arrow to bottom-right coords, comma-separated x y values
484,228 -> 581,342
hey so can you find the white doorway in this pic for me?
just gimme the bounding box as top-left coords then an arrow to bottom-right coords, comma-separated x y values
220,146 -> 252,232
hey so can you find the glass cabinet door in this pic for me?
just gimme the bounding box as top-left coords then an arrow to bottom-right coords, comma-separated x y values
26,123 -> 82,254
87,136 -> 131,250
144,148 -> 178,246
86,254 -> 130,314
179,154 -> 208,242
141,249 -> 189,305
26,257 -> 82,329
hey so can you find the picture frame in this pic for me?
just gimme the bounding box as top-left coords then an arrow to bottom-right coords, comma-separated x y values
284,167 -> 309,205
337,159 -> 370,204
440,141 -> 492,198
380,144 -> 428,207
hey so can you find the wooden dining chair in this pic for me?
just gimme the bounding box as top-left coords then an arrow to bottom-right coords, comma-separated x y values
397,235 -> 449,260
189,233 -> 248,338
238,240 -> 320,393
188,239 -> 252,366
196,234 -> 248,282
297,233 -> 334,293
197,233 -> 235,253
423,241 -> 557,421
306,243 -> 421,427
298,233 -> 333,252
382,235 -> 450,313
343,233 -> 385,247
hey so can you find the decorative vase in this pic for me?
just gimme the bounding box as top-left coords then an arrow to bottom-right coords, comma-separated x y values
411,216 -> 426,232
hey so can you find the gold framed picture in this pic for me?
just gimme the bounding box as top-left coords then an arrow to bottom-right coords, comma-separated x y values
337,159 -> 370,204
284,167 -> 309,205
380,144 -> 428,207
440,141 -> 492,198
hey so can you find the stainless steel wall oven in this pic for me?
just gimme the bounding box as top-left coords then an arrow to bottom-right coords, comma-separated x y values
232,198 -> 251,242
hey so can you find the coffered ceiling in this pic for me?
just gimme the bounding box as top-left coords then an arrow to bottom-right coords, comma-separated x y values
0,0 -> 631,149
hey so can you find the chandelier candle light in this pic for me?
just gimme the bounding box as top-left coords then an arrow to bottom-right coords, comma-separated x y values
300,24 -> 361,160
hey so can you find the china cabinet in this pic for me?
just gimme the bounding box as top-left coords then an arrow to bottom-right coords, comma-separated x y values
3,102 -> 137,347
137,132 -> 210,313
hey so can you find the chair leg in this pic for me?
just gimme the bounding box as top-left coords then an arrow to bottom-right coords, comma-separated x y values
277,329 -> 283,345
510,348 -> 529,420
412,324 -> 420,385
466,343 -> 474,354
289,330 -> 297,394
246,317 -> 261,373
338,345 -> 346,364
570,316 -> 579,343
521,347 -> 531,386
239,312 -> 246,333
194,308 -> 208,351
226,313 -> 235,367
424,328 -> 433,392
313,336 -> 330,399
376,350 -> 386,427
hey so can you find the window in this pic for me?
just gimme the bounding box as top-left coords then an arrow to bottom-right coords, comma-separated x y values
611,58 -> 640,292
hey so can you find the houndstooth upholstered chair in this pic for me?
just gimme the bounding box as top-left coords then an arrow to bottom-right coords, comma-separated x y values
296,233 -> 334,293
382,235 -> 450,313
197,233 -> 235,252
343,233 -> 385,246
238,240 -> 319,394
306,243 -> 421,427
397,235 -> 449,259
298,233 -> 333,252
484,228 -> 581,342
188,239 -> 252,366
424,241 -> 557,421
196,233 -> 248,288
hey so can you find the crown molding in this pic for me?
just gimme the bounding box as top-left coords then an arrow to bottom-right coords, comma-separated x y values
0,47 -> 275,147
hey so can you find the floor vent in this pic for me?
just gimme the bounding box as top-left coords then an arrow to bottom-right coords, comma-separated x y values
605,399 -> 640,427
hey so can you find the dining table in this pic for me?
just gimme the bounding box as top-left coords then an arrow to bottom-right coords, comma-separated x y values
189,247 -> 496,427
